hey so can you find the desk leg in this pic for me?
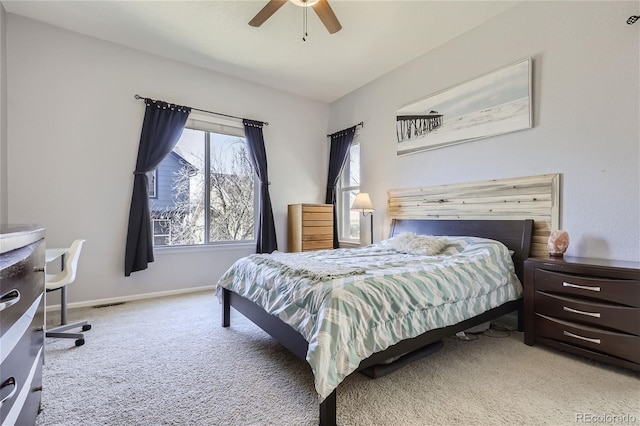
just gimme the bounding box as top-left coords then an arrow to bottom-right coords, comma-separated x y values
58,253 -> 67,326
60,286 -> 68,326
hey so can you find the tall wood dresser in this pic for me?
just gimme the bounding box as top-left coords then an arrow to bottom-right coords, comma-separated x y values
1,225 -> 45,425
287,204 -> 333,252
524,256 -> 639,371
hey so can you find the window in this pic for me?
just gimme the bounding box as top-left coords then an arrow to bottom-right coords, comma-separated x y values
147,169 -> 157,198
152,218 -> 171,245
336,141 -> 360,242
148,115 -> 257,247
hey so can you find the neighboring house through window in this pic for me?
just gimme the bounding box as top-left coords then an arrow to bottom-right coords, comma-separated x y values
336,138 -> 361,242
148,114 -> 257,247
152,218 -> 171,245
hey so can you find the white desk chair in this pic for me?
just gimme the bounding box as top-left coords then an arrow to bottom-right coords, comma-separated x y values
45,239 -> 91,346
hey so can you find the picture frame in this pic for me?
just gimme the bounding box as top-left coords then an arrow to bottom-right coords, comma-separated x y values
396,58 -> 532,155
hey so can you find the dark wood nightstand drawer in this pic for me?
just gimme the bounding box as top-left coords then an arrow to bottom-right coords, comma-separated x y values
0,242 -> 45,338
535,291 -> 640,335
0,226 -> 45,426
535,314 -> 640,364
534,269 -> 639,307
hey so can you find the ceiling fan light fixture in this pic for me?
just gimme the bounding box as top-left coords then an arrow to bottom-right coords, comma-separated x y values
249,0 -> 341,35
290,0 -> 319,7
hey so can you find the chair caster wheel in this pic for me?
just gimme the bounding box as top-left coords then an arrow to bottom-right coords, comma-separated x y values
75,339 -> 85,346
82,325 -> 92,331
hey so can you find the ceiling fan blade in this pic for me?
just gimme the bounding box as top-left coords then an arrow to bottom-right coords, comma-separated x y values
312,0 -> 342,34
249,0 -> 288,27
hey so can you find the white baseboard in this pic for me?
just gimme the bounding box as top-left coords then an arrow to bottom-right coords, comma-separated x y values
45,285 -> 215,313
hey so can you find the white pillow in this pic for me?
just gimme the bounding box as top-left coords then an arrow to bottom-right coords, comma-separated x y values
386,233 -> 448,256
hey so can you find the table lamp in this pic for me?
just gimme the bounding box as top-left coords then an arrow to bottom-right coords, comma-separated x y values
351,192 -> 375,245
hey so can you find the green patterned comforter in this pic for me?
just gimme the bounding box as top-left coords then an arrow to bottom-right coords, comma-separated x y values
215,236 -> 522,402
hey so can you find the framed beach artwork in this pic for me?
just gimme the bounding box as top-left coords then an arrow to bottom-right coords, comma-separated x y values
396,58 -> 532,155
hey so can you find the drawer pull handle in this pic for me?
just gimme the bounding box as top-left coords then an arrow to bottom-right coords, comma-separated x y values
563,330 -> 601,344
0,377 -> 17,405
0,289 -> 21,312
563,282 -> 600,292
563,306 -> 601,318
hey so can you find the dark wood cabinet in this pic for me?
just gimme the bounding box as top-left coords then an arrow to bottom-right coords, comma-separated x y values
1,225 -> 45,425
524,256 -> 640,371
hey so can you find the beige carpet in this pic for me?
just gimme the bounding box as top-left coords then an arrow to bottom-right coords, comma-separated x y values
37,291 -> 639,426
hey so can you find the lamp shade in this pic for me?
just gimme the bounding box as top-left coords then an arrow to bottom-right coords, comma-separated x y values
351,193 -> 374,212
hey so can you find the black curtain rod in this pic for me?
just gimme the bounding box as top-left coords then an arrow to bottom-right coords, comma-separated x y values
327,122 -> 364,137
134,94 -> 269,126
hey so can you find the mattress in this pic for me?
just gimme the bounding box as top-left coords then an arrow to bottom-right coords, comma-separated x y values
215,236 -> 522,401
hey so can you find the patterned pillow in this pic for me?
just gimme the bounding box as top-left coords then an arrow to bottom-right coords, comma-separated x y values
386,233 -> 448,256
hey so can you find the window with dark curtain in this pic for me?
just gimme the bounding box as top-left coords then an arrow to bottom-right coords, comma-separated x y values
124,99 -> 190,276
243,119 -> 277,254
325,126 -> 356,248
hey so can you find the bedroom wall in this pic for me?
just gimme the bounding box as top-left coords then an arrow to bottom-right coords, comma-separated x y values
6,15 -> 330,306
329,1 -> 640,263
0,4 -> 7,224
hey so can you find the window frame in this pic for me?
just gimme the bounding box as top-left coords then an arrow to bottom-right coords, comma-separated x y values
150,115 -> 259,249
152,218 -> 171,246
336,138 -> 360,244
147,169 -> 157,198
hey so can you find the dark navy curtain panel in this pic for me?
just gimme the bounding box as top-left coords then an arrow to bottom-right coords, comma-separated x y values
125,99 -> 191,276
325,126 -> 356,249
243,119 -> 277,254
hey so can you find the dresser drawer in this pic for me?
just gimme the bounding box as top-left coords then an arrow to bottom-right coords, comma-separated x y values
0,296 -> 44,424
1,348 -> 43,426
301,204 -> 332,213
535,291 -> 639,335
302,233 -> 334,250
535,314 -> 640,364
0,226 -> 45,426
302,219 -> 333,227
534,269 -> 639,307
302,226 -> 333,236
302,240 -> 333,251
1,294 -> 44,365
0,242 -> 45,338
302,212 -> 333,222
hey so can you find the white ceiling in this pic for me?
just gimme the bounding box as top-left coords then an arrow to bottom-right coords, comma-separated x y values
1,0 -> 519,103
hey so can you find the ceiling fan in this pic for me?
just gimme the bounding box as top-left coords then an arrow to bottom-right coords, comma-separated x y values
249,0 -> 342,34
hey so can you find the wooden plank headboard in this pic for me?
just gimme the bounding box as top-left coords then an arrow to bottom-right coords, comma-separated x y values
387,173 -> 560,257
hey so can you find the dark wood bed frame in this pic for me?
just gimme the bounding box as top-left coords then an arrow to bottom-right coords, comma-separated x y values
221,219 -> 534,425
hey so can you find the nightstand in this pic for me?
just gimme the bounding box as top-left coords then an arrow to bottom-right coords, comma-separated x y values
524,256 -> 640,371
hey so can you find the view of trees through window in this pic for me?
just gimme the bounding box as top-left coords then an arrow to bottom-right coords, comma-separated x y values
337,142 -> 361,241
149,128 -> 256,246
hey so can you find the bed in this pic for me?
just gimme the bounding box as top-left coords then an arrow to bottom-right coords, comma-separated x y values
217,218 -> 533,425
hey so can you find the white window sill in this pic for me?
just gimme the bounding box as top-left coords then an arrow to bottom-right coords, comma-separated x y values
154,242 -> 255,255
339,240 -> 361,249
